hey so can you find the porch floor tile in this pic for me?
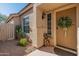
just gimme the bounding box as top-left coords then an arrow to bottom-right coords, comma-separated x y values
27,49 -> 57,56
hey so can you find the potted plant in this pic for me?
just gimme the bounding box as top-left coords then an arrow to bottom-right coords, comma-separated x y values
15,25 -> 28,46
57,16 -> 72,37
15,25 -> 22,40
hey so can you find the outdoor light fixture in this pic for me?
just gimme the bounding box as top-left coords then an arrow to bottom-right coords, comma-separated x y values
42,12 -> 46,19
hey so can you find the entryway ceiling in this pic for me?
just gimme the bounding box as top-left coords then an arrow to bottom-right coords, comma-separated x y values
38,3 -> 71,11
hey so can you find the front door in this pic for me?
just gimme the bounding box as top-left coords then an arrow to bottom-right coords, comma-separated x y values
56,7 -> 77,51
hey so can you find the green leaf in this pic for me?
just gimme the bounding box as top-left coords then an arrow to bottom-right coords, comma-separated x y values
0,13 -> 7,23
57,16 -> 72,28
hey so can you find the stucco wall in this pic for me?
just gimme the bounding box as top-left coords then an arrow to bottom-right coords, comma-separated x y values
76,4 -> 79,55
21,9 -> 33,40
9,16 -> 21,26
36,8 -> 44,47
31,4 -> 38,47
35,7 -> 55,47
20,5 -> 38,48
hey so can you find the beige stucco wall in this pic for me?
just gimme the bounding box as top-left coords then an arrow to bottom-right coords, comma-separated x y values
20,8 -> 33,39
36,8 -> 44,47
20,8 -> 38,48
35,6 -> 55,48
76,4 -> 79,55
9,16 -> 21,26
31,4 -> 38,47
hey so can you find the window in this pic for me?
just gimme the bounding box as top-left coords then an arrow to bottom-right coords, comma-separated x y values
23,17 -> 29,33
47,13 -> 51,35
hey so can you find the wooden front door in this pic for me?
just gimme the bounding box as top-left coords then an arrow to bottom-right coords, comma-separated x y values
56,7 -> 77,51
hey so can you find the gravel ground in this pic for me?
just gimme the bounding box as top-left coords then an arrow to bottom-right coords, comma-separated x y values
0,40 -> 35,56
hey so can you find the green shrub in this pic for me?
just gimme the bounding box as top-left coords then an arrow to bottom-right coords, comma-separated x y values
15,25 -> 26,40
18,38 -> 28,47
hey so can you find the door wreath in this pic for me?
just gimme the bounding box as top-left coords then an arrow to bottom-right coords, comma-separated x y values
57,16 -> 72,37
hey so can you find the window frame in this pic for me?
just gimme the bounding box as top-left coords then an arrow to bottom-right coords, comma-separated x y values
23,16 -> 29,33
47,13 -> 52,36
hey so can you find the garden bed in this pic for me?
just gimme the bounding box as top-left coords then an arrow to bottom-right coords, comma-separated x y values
0,40 -> 35,56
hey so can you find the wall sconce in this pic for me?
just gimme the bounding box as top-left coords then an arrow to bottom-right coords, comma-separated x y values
42,12 -> 46,19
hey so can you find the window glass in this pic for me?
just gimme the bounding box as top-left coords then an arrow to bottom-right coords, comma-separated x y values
23,17 -> 29,33
47,13 -> 51,35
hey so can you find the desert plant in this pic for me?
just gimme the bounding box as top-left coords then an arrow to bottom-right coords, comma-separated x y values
15,25 -> 22,34
15,25 -> 28,46
57,16 -> 72,37
18,38 -> 28,47
15,25 -> 22,39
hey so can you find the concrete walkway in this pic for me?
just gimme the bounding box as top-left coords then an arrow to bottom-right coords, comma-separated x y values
27,49 -> 57,56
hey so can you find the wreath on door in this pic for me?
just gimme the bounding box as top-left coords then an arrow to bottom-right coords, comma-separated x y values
57,16 -> 72,37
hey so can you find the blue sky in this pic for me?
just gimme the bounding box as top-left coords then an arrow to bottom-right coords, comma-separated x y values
0,3 -> 27,16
